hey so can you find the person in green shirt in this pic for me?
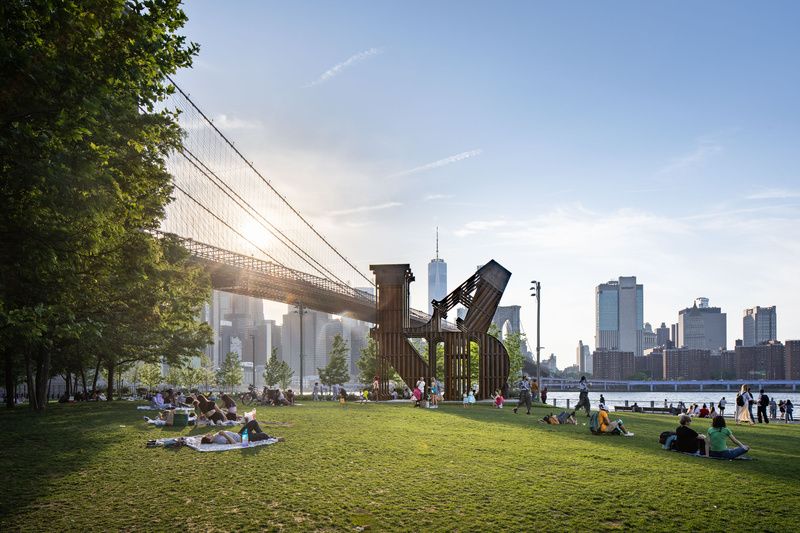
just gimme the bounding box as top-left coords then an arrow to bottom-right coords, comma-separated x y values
707,415 -> 750,460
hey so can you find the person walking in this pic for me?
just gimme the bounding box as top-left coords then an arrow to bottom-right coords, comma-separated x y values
312,382 -> 321,402
541,386 -> 548,405
372,376 -> 380,401
513,375 -> 532,415
530,379 -> 540,403
575,376 -> 591,416
757,389 -> 770,424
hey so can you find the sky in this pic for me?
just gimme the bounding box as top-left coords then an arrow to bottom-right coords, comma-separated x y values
172,1 -> 800,368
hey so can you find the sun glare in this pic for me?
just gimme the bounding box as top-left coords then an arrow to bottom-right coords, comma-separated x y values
241,218 -> 271,250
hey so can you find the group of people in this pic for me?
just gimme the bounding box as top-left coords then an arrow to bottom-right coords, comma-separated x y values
408,376 -> 444,408
732,385 -> 794,424
58,390 -> 106,402
671,414 -> 750,460
312,382 -> 345,402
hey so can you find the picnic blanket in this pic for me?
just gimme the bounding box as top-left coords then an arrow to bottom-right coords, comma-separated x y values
137,405 -> 161,411
665,449 -> 754,461
150,436 -> 279,452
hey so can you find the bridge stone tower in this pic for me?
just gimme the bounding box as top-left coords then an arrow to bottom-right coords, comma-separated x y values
370,261 -> 511,400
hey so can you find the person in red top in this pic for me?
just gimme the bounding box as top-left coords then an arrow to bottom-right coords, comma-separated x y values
698,403 -> 710,418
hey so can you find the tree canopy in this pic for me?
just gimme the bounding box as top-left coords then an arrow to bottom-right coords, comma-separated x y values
318,334 -> 349,387
0,1 -> 203,410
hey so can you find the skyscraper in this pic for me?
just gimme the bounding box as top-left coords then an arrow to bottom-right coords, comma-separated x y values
595,276 -> 644,356
427,227 -> 447,314
675,298 -> 727,355
576,340 -> 591,373
742,306 -> 777,346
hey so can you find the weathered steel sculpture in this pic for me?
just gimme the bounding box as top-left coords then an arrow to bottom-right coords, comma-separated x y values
370,261 -> 511,400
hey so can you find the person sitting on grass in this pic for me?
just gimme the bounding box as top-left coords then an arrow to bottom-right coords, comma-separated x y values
338,386 -> 348,405
285,389 -> 295,405
541,411 -> 577,425
698,404 -> 710,418
674,414 -> 709,455
598,403 -> 634,436
707,415 -> 750,459
200,419 -> 284,444
220,393 -> 238,420
493,390 -> 505,409
150,392 -> 166,409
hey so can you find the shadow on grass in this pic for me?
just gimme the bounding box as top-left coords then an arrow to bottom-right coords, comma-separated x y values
0,402 -> 122,524
395,402 -> 800,484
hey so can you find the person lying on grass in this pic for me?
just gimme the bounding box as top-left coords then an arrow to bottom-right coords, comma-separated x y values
598,404 -> 634,436
143,408 -> 197,427
200,418 -> 285,445
707,415 -> 750,460
190,394 -> 229,423
675,414 -> 709,456
540,411 -> 577,425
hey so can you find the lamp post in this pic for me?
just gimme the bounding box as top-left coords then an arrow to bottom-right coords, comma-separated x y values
530,280 -> 541,394
250,333 -> 256,388
293,303 -> 308,395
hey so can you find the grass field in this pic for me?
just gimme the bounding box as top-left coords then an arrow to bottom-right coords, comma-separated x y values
1,400 -> 799,532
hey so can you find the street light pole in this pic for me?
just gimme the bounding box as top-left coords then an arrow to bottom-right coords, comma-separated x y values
251,333 -> 256,388
295,303 -> 307,396
530,280 -> 541,394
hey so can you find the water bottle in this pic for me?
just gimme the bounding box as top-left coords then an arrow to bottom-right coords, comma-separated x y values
242,427 -> 249,447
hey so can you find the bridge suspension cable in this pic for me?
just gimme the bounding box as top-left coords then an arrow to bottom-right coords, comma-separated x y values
160,76 -> 374,289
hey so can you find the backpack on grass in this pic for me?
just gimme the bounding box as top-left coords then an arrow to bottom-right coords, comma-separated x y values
589,412 -> 600,434
659,431 -> 676,445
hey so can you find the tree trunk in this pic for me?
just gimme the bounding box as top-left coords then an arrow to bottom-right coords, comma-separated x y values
63,372 -> 71,397
91,356 -> 101,393
4,349 -> 15,409
25,351 -> 38,411
80,367 -> 87,394
106,361 -> 115,402
34,346 -> 50,413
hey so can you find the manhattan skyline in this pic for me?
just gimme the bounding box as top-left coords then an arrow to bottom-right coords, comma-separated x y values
172,1 -> 800,364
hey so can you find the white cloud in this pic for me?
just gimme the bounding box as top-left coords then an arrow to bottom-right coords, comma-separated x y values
655,138 -> 723,177
423,193 -> 454,202
389,149 -> 483,178
303,47 -> 383,88
213,114 -> 262,130
330,201 -> 402,216
745,188 -> 800,200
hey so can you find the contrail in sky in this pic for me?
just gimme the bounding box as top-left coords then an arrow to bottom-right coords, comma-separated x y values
389,149 -> 483,178
304,48 -> 383,87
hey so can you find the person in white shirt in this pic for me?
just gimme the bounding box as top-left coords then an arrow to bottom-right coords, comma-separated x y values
735,385 -> 754,425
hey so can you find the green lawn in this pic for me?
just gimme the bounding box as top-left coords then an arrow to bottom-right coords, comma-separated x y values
1,401 -> 799,532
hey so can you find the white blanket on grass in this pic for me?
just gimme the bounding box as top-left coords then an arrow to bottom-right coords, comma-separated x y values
181,436 -> 279,452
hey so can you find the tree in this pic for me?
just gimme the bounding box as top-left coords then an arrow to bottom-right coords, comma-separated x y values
139,363 -> 163,392
216,352 -> 243,392
277,361 -> 294,390
0,1 -> 198,411
503,332 -> 527,383
262,348 -> 282,388
318,334 -> 350,388
195,354 -> 216,392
